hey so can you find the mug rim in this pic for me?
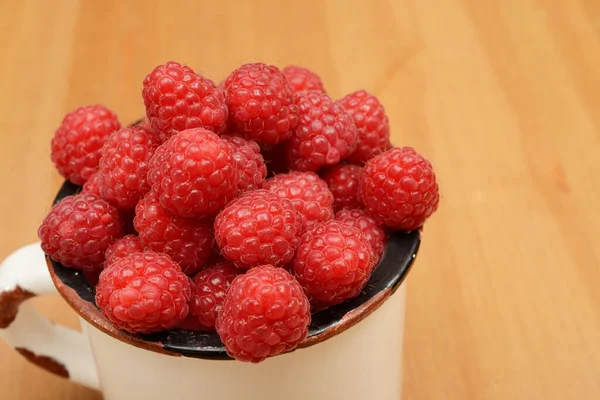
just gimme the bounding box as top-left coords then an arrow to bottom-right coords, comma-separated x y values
47,181 -> 421,359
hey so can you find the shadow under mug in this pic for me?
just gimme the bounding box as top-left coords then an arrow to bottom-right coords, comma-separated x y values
0,181 -> 420,400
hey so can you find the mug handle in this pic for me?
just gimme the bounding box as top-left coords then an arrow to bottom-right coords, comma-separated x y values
0,243 -> 100,390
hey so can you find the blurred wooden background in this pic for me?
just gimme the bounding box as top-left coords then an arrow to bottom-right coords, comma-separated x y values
1,0 -> 600,399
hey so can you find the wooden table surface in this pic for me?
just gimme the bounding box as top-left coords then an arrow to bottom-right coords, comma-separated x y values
1,0 -> 599,399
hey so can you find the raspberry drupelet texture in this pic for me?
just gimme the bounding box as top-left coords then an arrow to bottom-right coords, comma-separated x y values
51,105 -> 121,185
292,220 -> 374,310
99,127 -> 160,209
82,172 -> 103,196
147,128 -> 240,218
133,117 -> 162,144
338,90 -> 391,164
221,134 -> 267,192
104,234 -> 145,266
320,164 -> 363,211
38,193 -> 124,271
360,147 -> 439,230
262,171 -> 334,231
335,208 -> 387,266
214,190 -> 302,269
286,91 -> 358,171
216,265 -> 311,363
147,138 -> 169,178
224,63 -> 298,145
134,191 -> 214,275
282,65 -> 325,93
188,259 -> 244,330
142,61 -> 228,141
96,252 -> 191,334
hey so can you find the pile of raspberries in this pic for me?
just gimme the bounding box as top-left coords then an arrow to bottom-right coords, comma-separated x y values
39,61 -> 439,363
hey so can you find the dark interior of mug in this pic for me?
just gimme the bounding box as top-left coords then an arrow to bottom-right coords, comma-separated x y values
48,181 -> 421,359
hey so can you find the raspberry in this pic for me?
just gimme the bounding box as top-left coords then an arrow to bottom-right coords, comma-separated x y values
338,90 -> 391,164
286,91 -> 358,171
292,220 -> 374,310
360,147 -> 439,230
82,172 -> 103,196
134,192 -> 214,275
282,65 -> 325,93
51,105 -> 121,185
221,134 -> 267,192
142,61 -> 228,141
320,164 -> 363,211
147,128 -> 239,218
335,208 -> 387,265
214,190 -> 302,269
147,139 -> 169,180
104,235 -> 144,266
133,117 -> 161,142
216,265 -> 311,363
176,277 -> 205,331
262,171 -> 334,231
99,127 -> 160,209
224,63 -> 298,145
96,252 -> 191,334
188,259 -> 244,330
38,193 -> 124,271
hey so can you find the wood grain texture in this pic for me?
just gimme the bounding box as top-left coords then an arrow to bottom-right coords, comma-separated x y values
1,0 -> 599,398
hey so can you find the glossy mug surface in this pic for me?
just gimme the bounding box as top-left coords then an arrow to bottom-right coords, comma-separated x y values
0,182 -> 420,400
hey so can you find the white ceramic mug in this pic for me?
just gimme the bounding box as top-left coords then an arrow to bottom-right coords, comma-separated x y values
0,234 -> 418,400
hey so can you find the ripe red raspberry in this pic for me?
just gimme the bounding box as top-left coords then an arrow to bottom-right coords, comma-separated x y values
335,208 -> 387,265
147,138 -> 169,180
99,127 -> 160,209
134,192 -> 214,275
38,193 -> 124,271
104,234 -> 144,266
51,105 -> 121,185
262,171 -> 334,231
224,63 -> 298,145
176,276 -> 204,331
338,90 -> 391,164
214,190 -> 302,269
286,91 -> 358,171
216,265 -> 311,363
133,117 -> 162,143
282,65 -> 325,93
188,259 -> 244,330
221,134 -> 267,192
147,128 -> 239,218
320,164 -> 363,211
142,61 -> 228,141
360,147 -> 439,230
96,252 -> 191,334
292,220 -> 374,310
82,172 -> 103,196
